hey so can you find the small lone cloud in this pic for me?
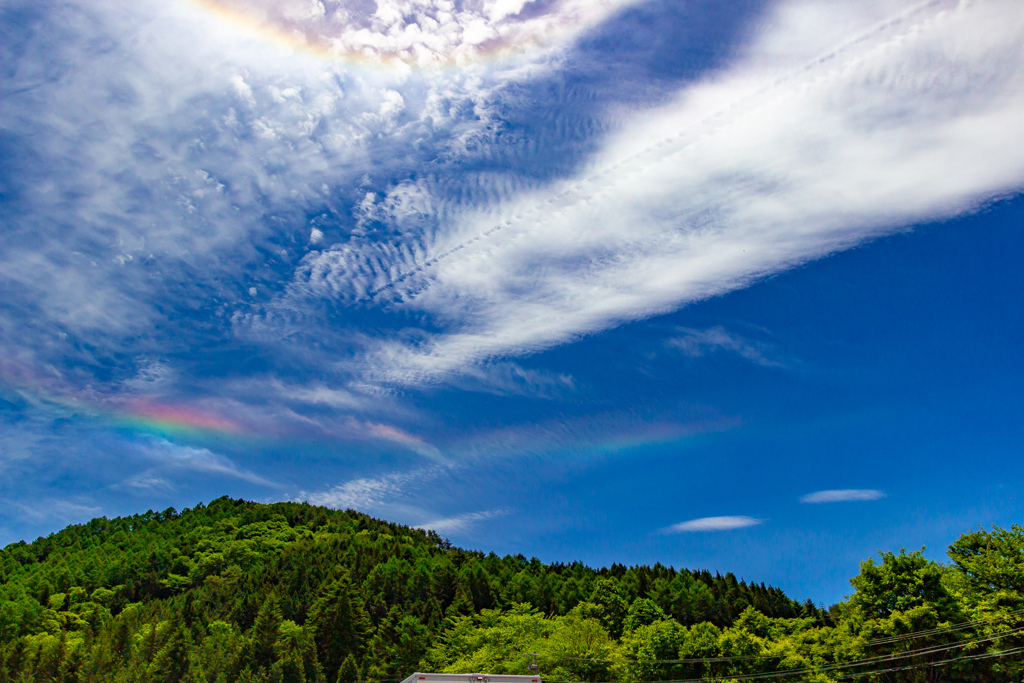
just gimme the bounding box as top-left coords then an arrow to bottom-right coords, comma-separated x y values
415,509 -> 508,535
801,489 -> 886,503
663,516 -> 763,533
666,327 -> 782,367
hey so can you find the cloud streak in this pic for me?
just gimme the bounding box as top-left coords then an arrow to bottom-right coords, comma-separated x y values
801,489 -> 886,503
664,516 -> 764,533
134,438 -> 278,488
666,326 -> 782,367
296,466 -> 445,511
415,508 -> 508,535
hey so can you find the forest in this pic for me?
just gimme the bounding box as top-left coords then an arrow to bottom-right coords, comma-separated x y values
1,497 -> 1022,682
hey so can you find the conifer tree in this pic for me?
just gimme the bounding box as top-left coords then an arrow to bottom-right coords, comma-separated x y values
150,625 -> 192,683
249,595 -> 284,672
307,575 -> 369,683
336,654 -> 358,683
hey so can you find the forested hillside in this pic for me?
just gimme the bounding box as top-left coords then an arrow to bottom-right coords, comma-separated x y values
1,497 -> 1022,682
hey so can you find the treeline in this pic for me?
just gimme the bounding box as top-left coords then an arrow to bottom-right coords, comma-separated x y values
0,497 -> 1021,682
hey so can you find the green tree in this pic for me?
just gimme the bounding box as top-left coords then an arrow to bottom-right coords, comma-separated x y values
242,594 -> 284,674
546,608 -> 614,682
307,575 -> 370,683
622,598 -> 666,634
847,548 -> 959,621
150,625 -> 192,683
336,654 -> 358,683
589,579 -> 628,639
948,525 -> 1024,601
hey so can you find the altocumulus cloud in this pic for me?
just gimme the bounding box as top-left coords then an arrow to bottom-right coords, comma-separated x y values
291,0 -> 1024,387
801,489 -> 886,504
663,516 -> 764,533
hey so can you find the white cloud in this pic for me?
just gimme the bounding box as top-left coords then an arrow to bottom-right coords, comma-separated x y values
801,489 -> 886,503
271,380 -> 371,410
137,438 -> 277,487
666,327 -> 781,367
119,474 -> 176,493
663,516 -> 764,533
203,0 -> 639,66
450,361 -> 576,398
12,499 -> 103,524
122,362 -> 175,392
5,0 -> 1024,487
291,0 -> 1024,387
297,466 -> 443,510
415,508 -> 508,535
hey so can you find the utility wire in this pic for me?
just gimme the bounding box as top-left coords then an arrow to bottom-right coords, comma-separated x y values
351,608 -> 1024,681
542,631 -> 1024,683
641,623 -> 1024,683
553,607 -> 1024,664
863,606 -> 1024,646
835,645 -> 1024,681
541,644 -> 1024,683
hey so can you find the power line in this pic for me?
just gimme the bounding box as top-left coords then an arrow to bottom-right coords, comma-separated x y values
541,644 -> 1024,683
552,607 -> 1024,665
863,606 -> 1024,646
352,608 -> 1024,682
633,623 -> 1024,683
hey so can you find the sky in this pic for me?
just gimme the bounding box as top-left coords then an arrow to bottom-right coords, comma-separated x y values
1,0 -> 1023,605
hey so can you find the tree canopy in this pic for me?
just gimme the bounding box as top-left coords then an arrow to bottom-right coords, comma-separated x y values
2,497 -> 1023,682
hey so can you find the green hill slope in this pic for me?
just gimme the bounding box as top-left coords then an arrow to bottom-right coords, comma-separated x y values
1,497 -> 1022,683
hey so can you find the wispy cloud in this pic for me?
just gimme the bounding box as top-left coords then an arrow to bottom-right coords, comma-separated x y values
666,326 -> 782,367
663,516 -> 764,533
415,508 -> 509,535
2,0 -> 1023,538
118,474 -> 175,493
296,466 -> 444,511
359,421 -> 446,461
801,489 -> 886,503
8,0 -> 1022,410
133,438 -> 277,488
12,499 -> 102,525
450,362 -> 576,398
299,0 -> 1024,387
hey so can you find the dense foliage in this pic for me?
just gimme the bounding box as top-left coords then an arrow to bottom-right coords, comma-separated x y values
1,497 -> 1022,682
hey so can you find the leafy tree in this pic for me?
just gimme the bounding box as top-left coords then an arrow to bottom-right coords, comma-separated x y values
948,525 -> 1024,601
615,618 -> 683,683
11,497 -> 1021,683
622,598 -> 666,634
545,608 -> 614,682
589,579 -> 629,639
847,548 -> 959,622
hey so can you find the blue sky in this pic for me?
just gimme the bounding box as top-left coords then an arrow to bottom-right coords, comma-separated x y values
1,0 -> 1023,604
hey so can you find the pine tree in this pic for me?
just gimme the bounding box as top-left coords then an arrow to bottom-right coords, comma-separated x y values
336,654 -> 358,683
150,625 -> 192,683
249,595 -> 284,672
307,575 -> 370,683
